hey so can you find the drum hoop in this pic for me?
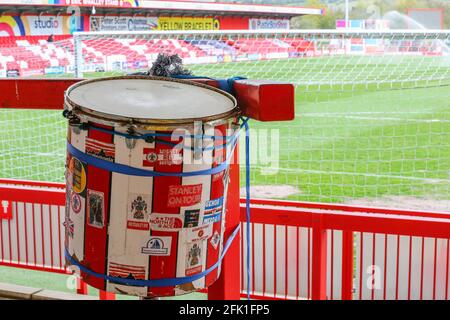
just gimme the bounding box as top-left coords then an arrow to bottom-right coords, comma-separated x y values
65,75 -> 239,129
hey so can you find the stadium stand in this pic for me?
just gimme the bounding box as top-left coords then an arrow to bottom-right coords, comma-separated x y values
0,34 -> 315,76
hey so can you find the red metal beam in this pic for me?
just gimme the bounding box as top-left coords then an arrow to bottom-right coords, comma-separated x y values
0,261 -> 68,275
0,178 -> 65,189
242,198 -> 450,219
239,204 -> 450,239
0,78 -> 295,122
0,79 -> 81,110
0,185 -> 66,206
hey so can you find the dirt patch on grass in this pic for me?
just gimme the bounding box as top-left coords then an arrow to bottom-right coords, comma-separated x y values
346,196 -> 450,213
240,185 -> 300,199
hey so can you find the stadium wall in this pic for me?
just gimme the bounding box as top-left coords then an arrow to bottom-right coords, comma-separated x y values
0,13 -> 85,37
0,13 -> 290,36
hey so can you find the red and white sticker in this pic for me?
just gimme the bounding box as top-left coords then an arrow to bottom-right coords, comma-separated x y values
109,262 -> 146,280
167,184 -> 202,208
210,231 -> 220,250
142,148 -> 182,167
0,200 -> 12,220
186,224 -> 213,243
149,213 -> 183,232
85,137 -> 115,162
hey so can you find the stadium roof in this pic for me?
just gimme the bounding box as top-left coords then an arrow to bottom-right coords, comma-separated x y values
0,0 -> 324,18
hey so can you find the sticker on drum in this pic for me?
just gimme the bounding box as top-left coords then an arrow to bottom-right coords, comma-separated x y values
127,194 -> 150,231
149,213 -> 183,232
143,148 -> 182,167
167,184 -> 202,208
68,157 -> 87,195
87,190 -> 105,229
108,261 -> 146,281
185,241 -> 204,276
186,224 -> 213,243
63,217 -> 75,238
85,137 -> 115,162
70,192 -> 82,214
141,236 -> 172,256
183,209 -> 200,228
210,231 -> 220,250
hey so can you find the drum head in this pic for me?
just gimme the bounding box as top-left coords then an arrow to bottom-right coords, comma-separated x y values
66,76 -> 237,124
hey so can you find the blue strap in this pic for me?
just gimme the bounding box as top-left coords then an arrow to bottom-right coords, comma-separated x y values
67,139 -> 235,178
65,224 -> 240,287
88,125 -> 238,141
172,75 -> 247,95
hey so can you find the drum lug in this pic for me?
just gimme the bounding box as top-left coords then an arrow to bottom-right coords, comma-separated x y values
125,138 -> 137,150
144,136 -> 155,144
125,124 -> 138,149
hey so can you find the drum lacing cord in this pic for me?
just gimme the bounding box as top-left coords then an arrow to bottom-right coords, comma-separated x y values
65,116 -> 252,298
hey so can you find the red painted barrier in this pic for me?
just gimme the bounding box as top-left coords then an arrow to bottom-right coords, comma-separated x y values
1,180 -> 450,300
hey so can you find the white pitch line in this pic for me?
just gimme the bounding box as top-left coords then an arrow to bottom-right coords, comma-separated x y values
251,166 -> 450,183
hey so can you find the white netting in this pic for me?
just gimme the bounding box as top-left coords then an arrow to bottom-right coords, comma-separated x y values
0,30 -> 449,212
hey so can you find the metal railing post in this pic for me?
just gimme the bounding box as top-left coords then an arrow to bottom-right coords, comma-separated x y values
312,213 -> 328,300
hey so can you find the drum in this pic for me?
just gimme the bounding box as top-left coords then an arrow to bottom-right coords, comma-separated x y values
63,76 -> 239,298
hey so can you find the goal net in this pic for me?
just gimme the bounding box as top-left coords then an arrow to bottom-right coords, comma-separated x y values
1,30 -> 449,212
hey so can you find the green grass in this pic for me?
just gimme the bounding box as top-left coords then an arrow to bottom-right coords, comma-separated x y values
3,55 -> 448,203
1,55 -> 449,296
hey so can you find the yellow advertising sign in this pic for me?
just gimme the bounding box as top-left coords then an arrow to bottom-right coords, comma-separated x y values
158,17 -> 220,31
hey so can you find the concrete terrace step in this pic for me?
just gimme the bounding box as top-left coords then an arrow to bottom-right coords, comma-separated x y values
0,282 -> 97,300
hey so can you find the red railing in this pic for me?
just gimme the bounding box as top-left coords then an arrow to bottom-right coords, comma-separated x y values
1,179 -> 450,300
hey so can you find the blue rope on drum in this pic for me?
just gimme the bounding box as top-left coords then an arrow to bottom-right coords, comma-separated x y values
65,76 -> 252,299
65,224 -> 240,288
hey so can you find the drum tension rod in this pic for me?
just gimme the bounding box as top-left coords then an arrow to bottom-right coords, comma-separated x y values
63,109 -> 82,127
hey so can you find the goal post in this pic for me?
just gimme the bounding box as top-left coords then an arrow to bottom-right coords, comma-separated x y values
72,29 -> 450,86
1,29 -> 449,212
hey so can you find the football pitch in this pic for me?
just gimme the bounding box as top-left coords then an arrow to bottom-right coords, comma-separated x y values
1,56 -> 449,207
0,55 -> 449,297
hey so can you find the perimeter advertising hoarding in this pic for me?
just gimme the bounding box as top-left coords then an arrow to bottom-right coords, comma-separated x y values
157,17 -> 220,31
0,14 -> 83,36
90,16 -> 158,31
249,18 -> 290,30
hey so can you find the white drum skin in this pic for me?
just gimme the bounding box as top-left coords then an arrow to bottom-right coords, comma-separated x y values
64,76 -> 239,297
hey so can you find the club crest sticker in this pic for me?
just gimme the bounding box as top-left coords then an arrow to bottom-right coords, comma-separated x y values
85,138 -> 115,162
70,192 -> 82,214
167,184 -> 202,208
69,157 -> 86,195
143,148 -> 182,167
141,236 -> 172,256
149,213 -> 183,232
185,242 -> 203,276
87,190 -> 104,229
109,262 -> 146,281
127,194 -> 151,231
183,209 -> 200,228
